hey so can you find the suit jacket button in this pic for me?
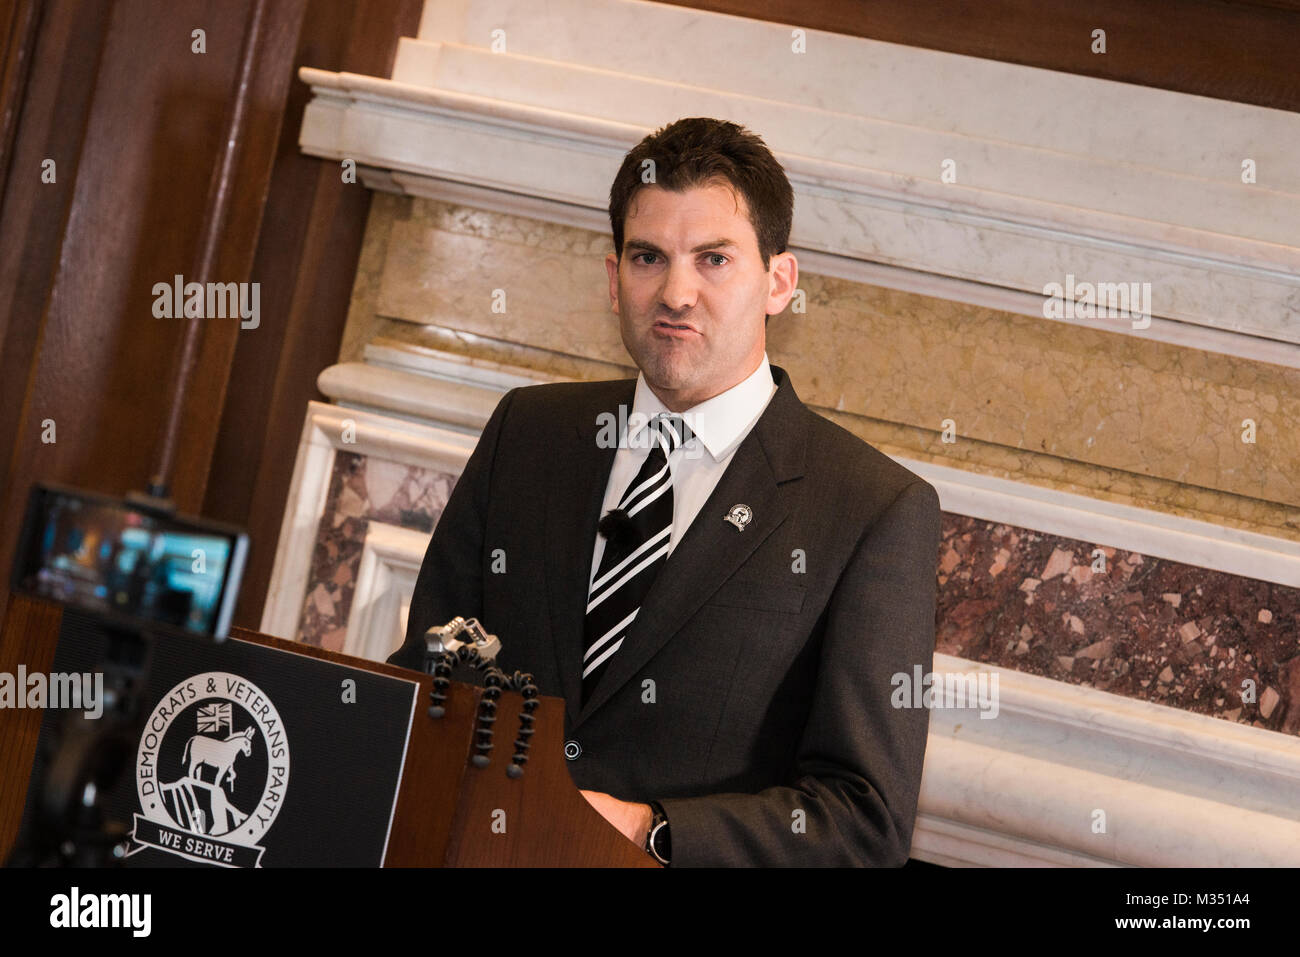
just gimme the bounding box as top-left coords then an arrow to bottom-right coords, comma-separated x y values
563,740 -> 581,761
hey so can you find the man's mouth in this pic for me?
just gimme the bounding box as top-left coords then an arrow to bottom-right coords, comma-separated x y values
653,320 -> 698,334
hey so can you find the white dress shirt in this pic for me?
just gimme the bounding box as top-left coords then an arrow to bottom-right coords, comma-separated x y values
588,353 -> 778,590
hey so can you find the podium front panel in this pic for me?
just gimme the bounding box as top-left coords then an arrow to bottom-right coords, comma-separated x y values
17,611 -> 419,867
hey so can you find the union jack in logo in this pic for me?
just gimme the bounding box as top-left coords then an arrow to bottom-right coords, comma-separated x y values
196,702 -> 232,735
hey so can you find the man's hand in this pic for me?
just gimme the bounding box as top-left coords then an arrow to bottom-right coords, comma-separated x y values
579,789 -> 653,847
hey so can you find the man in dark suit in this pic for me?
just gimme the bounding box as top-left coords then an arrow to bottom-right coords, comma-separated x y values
389,117 -> 942,866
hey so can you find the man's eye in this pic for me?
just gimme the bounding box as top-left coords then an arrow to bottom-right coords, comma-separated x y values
706,253 -> 728,266
633,253 -> 659,265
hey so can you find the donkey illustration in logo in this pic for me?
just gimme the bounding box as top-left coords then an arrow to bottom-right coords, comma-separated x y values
182,726 -> 255,792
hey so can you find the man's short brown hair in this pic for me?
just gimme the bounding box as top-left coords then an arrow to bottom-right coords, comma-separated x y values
608,117 -> 794,275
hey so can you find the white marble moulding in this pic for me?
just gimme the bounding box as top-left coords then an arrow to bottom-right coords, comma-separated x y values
299,0 -> 1300,366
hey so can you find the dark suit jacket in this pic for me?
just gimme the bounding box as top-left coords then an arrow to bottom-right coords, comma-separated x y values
388,364 -> 942,866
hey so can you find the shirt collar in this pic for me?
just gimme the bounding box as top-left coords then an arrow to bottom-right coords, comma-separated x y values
627,353 -> 777,462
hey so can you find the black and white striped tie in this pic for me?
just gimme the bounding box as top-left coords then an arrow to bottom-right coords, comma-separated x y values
582,413 -> 694,705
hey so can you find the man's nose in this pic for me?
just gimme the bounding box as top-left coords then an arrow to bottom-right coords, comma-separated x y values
659,260 -> 699,313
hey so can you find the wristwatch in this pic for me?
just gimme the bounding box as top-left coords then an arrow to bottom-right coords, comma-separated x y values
645,801 -> 671,866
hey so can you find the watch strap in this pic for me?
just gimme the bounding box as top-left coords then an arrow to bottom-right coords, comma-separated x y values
646,800 -> 671,865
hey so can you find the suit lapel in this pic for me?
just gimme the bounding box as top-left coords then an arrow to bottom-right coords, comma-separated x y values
544,379 -> 634,726
573,365 -> 808,728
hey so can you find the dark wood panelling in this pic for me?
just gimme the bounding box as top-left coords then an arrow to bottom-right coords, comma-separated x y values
0,2 -> 426,632
0,593 -> 60,863
658,0 -> 1300,112
0,0 -> 42,199
0,0 -> 308,619
0,1 -> 111,526
202,0 -> 424,630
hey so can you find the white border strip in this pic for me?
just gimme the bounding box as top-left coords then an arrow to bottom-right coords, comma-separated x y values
901,456 -> 1300,588
259,401 -> 476,640
344,521 -> 430,663
382,677 -> 420,867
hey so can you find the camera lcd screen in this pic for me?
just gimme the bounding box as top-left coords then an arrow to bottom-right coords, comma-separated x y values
12,484 -> 248,638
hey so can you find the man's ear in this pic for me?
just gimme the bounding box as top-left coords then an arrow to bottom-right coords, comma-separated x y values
764,251 -> 798,317
605,251 -> 621,314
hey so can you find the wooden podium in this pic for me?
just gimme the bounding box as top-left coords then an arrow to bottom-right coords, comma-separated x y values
0,595 -> 658,867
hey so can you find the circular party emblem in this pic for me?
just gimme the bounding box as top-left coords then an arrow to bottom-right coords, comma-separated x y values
129,671 -> 289,867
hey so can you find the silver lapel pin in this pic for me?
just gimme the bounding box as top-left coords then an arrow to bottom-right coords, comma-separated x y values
724,503 -> 753,531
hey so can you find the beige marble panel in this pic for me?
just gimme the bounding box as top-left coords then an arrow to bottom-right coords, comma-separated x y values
376,219 -> 624,365
340,192 -> 402,365
338,195 -> 1299,541
770,275 -> 1297,505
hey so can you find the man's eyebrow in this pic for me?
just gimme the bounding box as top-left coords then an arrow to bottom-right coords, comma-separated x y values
624,238 -> 740,255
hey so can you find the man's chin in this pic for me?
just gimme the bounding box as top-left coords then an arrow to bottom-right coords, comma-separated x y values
639,359 -> 695,392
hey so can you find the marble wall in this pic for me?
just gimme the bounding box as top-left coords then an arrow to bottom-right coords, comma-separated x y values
296,450 -> 456,653
345,193 -> 1299,540
327,191 -> 1299,734
297,443 -> 1300,733
937,516 -> 1299,734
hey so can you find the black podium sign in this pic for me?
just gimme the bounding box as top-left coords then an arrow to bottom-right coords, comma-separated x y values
21,612 -> 418,867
